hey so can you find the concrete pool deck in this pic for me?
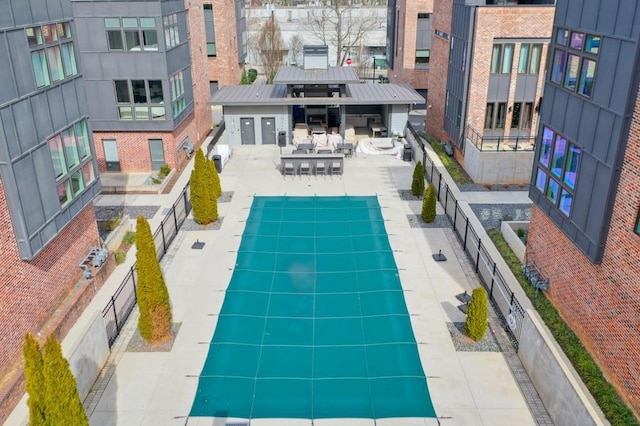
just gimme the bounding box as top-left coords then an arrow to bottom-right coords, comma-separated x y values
7,141 -> 541,426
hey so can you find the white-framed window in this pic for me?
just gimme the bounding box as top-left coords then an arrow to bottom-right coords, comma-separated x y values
163,13 -> 180,49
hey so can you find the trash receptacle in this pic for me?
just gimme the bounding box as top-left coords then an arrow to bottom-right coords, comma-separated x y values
212,155 -> 222,173
403,144 -> 413,162
278,131 -> 287,147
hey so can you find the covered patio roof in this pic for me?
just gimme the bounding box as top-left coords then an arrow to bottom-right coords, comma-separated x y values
272,66 -> 361,84
209,83 -> 425,107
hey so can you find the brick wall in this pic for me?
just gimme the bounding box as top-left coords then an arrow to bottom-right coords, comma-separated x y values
527,87 -> 640,416
388,0 -> 432,89
466,7 -> 554,136
187,0 -> 243,87
426,3 -> 554,143
426,0 -> 451,141
0,180 -> 102,421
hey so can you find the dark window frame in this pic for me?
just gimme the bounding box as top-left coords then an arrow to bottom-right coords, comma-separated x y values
114,79 -> 165,121
490,43 -> 514,75
106,17 -> 158,52
535,126 -> 581,217
484,102 -> 507,129
550,27 -> 600,98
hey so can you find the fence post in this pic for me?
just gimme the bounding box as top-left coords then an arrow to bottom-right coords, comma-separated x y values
184,187 -> 190,214
475,238 -> 481,273
160,221 -> 167,255
437,174 -> 442,201
173,207 -> 178,231
131,266 -> 137,299
111,296 -> 119,331
489,262 -> 496,299
454,200 -> 458,227
444,184 -> 449,210
463,218 -> 469,249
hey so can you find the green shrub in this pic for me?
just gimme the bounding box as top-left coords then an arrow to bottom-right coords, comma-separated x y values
208,156 -> 222,200
135,216 -> 172,343
419,132 -> 469,184
487,229 -> 636,424
421,183 -> 436,223
115,249 -> 126,265
43,334 -> 88,425
248,68 -> 258,83
159,164 -> 171,178
516,228 -> 525,238
122,231 -> 136,245
97,213 -> 122,232
240,68 -> 249,85
411,161 -> 425,196
191,151 -> 213,224
465,287 -> 488,341
23,334 -> 46,426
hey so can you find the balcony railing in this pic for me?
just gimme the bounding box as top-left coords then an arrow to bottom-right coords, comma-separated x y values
465,125 -> 536,152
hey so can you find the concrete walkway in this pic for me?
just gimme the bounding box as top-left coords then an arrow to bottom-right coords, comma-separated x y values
7,141 -> 544,426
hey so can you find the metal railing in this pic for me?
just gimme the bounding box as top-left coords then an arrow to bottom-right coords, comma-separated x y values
465,125 -> 536,152
407,124 -> 526,349
101,183 -> 191,347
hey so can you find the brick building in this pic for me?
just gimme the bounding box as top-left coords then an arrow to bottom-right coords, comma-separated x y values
386,0 -> 432,106
426,0 -> 555,183
73,0 -> 245,174
527,0 -> 640,416
0,2 -> 104,421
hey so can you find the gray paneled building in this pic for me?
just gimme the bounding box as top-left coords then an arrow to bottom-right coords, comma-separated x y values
0,0 -> 101,260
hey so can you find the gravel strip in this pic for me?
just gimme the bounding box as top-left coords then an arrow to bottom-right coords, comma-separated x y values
95,205 -> 160,221
468,203 -> 532,230
447,322 -> 500,352
180,217 -> 224,231
407,214 -> 451,228
126,323 -> 181,352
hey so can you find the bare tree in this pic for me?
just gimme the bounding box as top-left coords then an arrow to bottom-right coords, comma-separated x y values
308,0 -> 383,66
258,13 -> 287,83
288,34 -> 304,66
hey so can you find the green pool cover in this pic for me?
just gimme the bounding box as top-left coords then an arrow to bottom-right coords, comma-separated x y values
190,196 -> 436,419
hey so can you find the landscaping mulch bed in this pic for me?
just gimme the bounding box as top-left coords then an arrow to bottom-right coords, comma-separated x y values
447,322 -> 500,352
180,217 -> 224,231
126,323 -> 181,353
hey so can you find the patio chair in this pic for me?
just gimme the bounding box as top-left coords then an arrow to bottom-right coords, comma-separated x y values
315,161 -> 326,178
283,161 -> 295,178
331,161 -> 342,177
300,162 -> 311,179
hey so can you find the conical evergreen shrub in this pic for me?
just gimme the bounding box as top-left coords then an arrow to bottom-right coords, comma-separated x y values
23,333 -> 46,426
422,183 -> 437,223
135,216 -> 172,343
411,161 -> 425,196
205,158 -> 219,222
42,334 -> 88,426
465,287 -> 488,341
191,150 -> 210,224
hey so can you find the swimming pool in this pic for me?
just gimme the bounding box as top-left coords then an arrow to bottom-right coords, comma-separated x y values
190,196 -> 436,419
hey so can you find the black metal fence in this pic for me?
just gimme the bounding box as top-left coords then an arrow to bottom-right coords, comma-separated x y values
407,123 -> 526,349
102,183 -> 192,347
465,124 -> 536,152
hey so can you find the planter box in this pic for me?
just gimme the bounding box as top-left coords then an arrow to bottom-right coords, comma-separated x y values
501,221 -> 529,263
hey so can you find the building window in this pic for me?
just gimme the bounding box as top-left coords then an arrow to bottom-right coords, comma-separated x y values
535,126 -> 581,216
415,49 -> 430,65
164,13 -> 180,49
484,102 -> 507,129
170,71 -> 186,118
635,210 -> 640,236
518,44 -> 542,74
415,12 -> 431,69
47,120 -> 94,207
106,17 -> 158,51
203,5 -> 216,56
26,22 -> 77,88
550,28 -> 600,98
510,102 -> 533,130
114,80 -> 165,121
490,44 -> 514,74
